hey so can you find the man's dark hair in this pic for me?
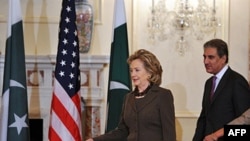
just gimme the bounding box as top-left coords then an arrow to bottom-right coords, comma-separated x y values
203,38 -> 229,63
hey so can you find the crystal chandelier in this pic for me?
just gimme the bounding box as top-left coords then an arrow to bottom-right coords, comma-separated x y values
147,0 -> 221,55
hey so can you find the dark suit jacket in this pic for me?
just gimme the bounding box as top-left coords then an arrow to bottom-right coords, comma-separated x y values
193,67 -> 250,141
229,108 -> 250,125
93,85 -> 176,141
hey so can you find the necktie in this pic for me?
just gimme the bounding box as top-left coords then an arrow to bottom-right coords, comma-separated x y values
210,76 -> 217,100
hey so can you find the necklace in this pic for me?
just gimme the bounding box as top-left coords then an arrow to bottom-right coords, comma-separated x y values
134,84 -> 152,97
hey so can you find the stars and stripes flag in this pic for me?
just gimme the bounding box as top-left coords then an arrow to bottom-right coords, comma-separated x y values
48,0 -> 82,141
0,0 -> 30,140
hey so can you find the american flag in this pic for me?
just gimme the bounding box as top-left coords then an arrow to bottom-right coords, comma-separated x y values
48,0 -> 82,141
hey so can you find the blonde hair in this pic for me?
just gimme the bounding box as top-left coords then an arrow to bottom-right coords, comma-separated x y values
127,49 -> 162,85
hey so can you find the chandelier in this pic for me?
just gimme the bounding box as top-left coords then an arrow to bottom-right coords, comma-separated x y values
147,0 -> 221,55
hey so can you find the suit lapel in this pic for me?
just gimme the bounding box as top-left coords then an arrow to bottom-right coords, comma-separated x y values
205,77 -> 213,106
210,68 -> 231,102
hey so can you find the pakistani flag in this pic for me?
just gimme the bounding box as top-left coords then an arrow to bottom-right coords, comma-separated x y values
106,0 -> 132,132
0,0 -> 30,141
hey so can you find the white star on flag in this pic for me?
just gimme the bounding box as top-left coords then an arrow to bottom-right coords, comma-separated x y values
9,114 -> 28,135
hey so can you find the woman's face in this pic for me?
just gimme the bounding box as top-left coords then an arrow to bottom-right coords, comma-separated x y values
129,59 -> 150,89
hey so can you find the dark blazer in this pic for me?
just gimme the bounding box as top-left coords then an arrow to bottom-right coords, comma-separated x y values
229,108 -> 250,125
193,67 -> 250,141
93,85 -> 176,141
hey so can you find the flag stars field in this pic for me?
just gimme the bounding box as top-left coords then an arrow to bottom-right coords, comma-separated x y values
65,17 -> 70,23
68,83 -> 74,89
73,41 -> 77,47
72,52 -> 76,57
66,6 -> 71,12
64,28 -> 69,34
63,38 -> 68,44
71,62 -> 75,68
69,73 -> 74,79
60,60 -> 66,66
62,49 -> 67,55
59,71 -> 65,77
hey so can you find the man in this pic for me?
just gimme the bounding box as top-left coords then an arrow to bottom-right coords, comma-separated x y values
203,108 -> 250,141
192,39 -> 250,141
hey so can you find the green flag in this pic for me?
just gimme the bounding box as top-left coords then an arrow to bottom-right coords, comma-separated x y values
0,0 -> 30,140
106,0 -> 132,132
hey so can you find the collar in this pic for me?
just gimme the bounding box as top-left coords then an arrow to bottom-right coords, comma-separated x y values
215,65 -> 228,80
133,84 -> 152,97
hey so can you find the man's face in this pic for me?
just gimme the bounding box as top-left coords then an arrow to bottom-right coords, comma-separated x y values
203,47 -> 226,74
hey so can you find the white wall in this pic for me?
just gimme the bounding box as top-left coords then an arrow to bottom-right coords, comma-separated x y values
0,0 -> 249,140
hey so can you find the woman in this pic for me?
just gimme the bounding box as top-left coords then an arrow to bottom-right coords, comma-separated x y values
86,49 -> 176,141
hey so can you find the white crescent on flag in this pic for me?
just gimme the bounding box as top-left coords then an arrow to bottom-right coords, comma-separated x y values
3,80 -> 25,97
9,80 -> 25,89
109,81 -> 130,91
